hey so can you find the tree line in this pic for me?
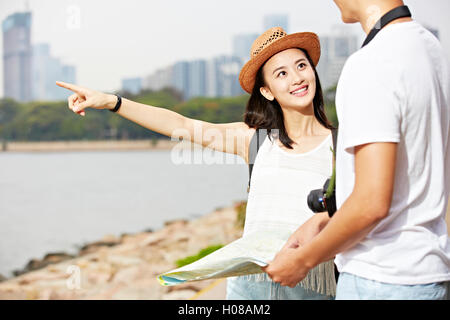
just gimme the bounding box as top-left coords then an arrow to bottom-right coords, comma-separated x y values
0,87 -> 337,142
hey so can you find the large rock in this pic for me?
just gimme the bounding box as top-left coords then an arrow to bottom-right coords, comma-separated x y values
78,236 -> 121,256
13,252 -> 75,276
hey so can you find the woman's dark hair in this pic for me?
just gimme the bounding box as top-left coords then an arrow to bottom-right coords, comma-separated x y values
243,48 -> 334,149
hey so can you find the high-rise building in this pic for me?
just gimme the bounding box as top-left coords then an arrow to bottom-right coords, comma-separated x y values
122,77 -> 142,95
32,43 -> 76,101
31,43 -> 50,101
2,12 -> 33,102
207,56 -> 244,98
143,55 -> 244,100
232,33 -> 259,62
263,14 -> 289,33
172,61 -> 190,100
206,59 -> 218,98
187,60 -> 207,99
143,66 -> 173,92
317,26 -> 358,91
61,66 -> 76,89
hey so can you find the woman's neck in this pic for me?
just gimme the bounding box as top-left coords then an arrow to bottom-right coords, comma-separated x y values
281,107 -> 325,140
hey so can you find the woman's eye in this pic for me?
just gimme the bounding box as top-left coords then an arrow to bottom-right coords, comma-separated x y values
277,71 -> 286,77
298,63 -> 306,69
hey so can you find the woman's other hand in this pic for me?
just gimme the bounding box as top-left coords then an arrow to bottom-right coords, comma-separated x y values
56,81 -> 117,117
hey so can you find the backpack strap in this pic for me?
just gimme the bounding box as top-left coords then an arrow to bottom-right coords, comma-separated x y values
247,128 -> 268,193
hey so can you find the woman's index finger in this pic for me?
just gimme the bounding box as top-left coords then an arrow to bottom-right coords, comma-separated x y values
56,81 -> 84,93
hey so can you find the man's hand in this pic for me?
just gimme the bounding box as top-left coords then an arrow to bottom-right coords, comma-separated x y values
280,211 -> 330,251
262,212 -> 330,287
262,247 -> 310,288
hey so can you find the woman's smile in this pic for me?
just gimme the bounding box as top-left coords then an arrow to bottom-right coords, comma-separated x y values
290,85 -> 309,97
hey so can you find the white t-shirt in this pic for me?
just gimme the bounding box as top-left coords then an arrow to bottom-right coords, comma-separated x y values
334,21 -> 450,285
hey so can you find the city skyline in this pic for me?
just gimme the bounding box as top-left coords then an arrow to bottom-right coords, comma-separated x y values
141,15 -> 289,100
2,11 -> 77,102
0,0 -> 449,98
139,15 -> 359,100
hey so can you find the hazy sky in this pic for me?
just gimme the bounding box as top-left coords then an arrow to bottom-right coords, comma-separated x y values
1,0 -> 449,96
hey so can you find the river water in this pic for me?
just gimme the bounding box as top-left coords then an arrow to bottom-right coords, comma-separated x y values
0,148 -> 248,278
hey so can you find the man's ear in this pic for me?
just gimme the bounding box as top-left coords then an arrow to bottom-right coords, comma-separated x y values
260,87 -> 275,101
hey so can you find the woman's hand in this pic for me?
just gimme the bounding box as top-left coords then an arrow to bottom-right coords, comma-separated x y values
56,81 -> 117,117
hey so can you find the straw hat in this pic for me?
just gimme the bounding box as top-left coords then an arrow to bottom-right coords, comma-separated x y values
239,27 -> 321,94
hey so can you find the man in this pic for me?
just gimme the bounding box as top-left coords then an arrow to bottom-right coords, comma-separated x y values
263,0 -> 450,299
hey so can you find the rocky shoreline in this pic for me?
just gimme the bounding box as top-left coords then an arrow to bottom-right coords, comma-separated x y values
0,202 -> 245,300
1,201 -> 448,300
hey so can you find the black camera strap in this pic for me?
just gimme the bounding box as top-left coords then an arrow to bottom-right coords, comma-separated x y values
361,5 -> 412,48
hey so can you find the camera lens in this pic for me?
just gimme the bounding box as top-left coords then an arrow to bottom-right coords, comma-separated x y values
307,189 -> 326,213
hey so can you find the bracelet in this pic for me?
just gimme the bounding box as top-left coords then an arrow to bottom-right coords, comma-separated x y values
109,94 -> 122,113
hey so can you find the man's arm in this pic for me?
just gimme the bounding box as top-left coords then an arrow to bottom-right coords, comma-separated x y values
264,142 -> 397,287
304,142 -> 397,263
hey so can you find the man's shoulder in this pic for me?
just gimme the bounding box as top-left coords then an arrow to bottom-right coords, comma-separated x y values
339,48 -> 395,83
338,21 -> 447,92
341,23 -> 425,79
367,21 -> 441,63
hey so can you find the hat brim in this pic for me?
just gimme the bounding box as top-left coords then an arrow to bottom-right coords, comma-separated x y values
239,32 -> 321,94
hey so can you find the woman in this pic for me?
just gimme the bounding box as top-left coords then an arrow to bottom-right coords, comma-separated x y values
57,27 -> 336,299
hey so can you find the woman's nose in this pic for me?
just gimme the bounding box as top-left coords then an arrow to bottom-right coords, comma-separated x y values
291,73 -> 303,86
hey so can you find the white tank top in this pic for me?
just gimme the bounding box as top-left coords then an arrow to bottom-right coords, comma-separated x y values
245,133 -> 333,235
242,133 -> 336,296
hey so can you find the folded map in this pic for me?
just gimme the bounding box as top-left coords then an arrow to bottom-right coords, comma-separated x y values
157,229 -> 292,286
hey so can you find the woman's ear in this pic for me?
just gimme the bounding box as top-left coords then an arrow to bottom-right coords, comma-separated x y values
260,87 -> 275,101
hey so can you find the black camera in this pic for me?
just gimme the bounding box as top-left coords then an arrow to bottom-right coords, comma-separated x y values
307,178 -> 336,217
